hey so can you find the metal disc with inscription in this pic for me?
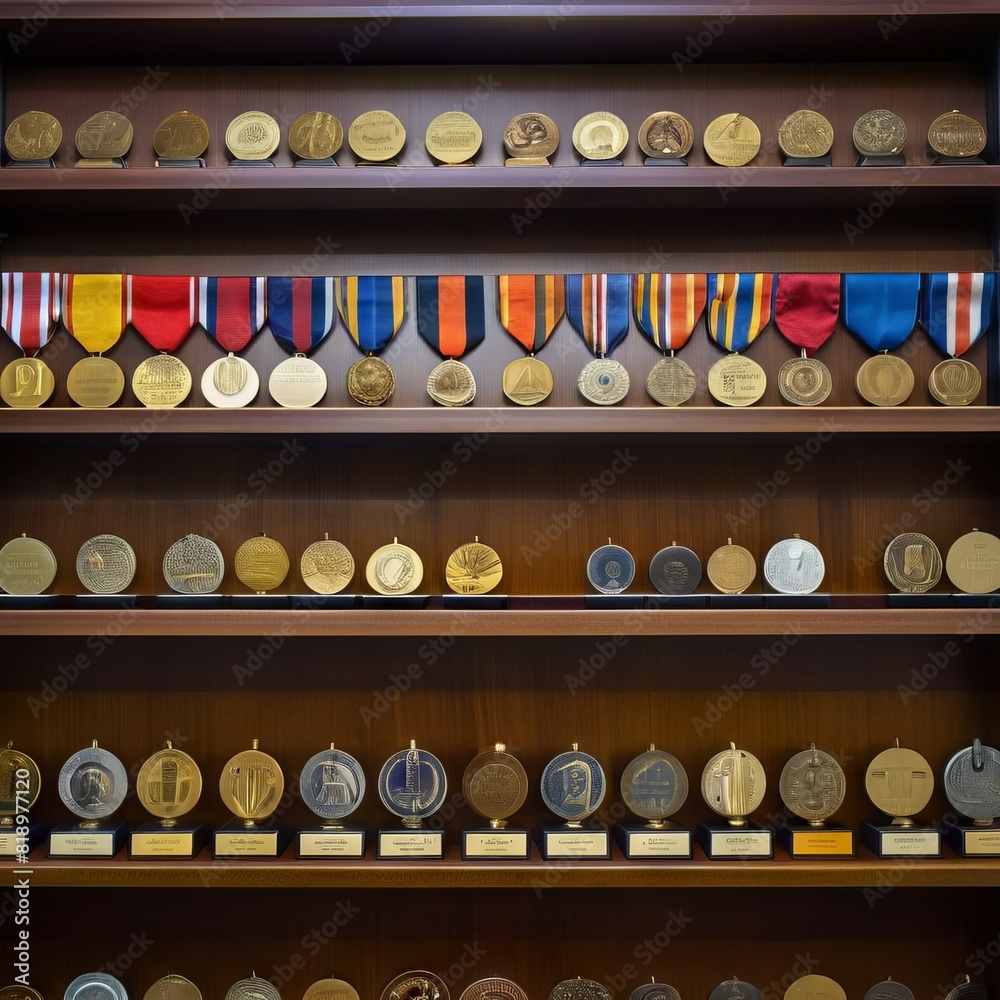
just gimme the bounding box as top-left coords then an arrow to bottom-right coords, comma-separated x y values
225,111 -> 280,160
578,358 -> 629,405
234,534 -> 289,593
573,112 -> 628,160
163,533 -> 225,595
425,111 -> 483,165
638,111 -> 694,159
853,109 -> 907,156
649,543 -> 701,595
0,743 -> 41,820
707,540 -> 756,595
929,357 -> 981,406
300,535 -> 355,595
463,743 -> 528,828
946,529 -> 1000,594
504,113 -> 560,162
587,542 -> 635,594
944,739 -> 1000,824
646,355 -> 696,406
502,355 -> 553,405
201,353 -> 260,408
143,974 -> 202,1000
883,532 -> 942,594
701,742 -> 766,826
778,356 -> 832,406
460,980 -> 529,1000
0,534 -> 57,595
631,984 -> 680,1000
303,979 -> 360,1000
75,112 -> 133,159
381,973 -> 449,1000
779,745 -> 846,826
708,353 -> 766,406
784,977 -> 846,1000
289,111 -> 343,160
1,357 -> 56,408
703,113 -> 761,167
549,979 -> 611,1000
763,535 -> 825,595
137,743 -> 202,823
301,745 -> 366,822
778,110 -> 834,158
928,111 -> 986,158
133,354 -> 192,408
153,112 -> 209,159
348,110 -> 405,162
76,534 -> 136,594
58,743 -> 127,821
540,746 -> 606,823
621,745 -> 689,824
347,355 -> 395,406
64,974 -> 127,1000
366,539 -> 423,595
856,353 -> 914,406
4,110 -> 62,160
2,986 -> 45,1000
427,359 -> 476,406
709,979 -> 761,1000
946,984 -> 988,1000
225,978 -> 280,1000
268,355 -> 328,408
220,742 -> 284,825
446,539 -> 502,595
67,355 -> 126,408
865,744 -> 934,824
864,982 -> 914,1000
378,742 -> 447,827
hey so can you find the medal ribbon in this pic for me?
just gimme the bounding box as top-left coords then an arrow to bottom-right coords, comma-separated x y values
335,276 -> 405,353
0,272 -> 61,356
198,276 -> 267,353
62,273 -> 127,354
126,275 -> 197,353
267,277 -> 336,354
919,272 -> 994,357
415,275 -> 486,358
706,273 -> 774,352
633,273 -> 707,352
565,274 -> 631,356
842,273 -> 920,352
497,274 -> 565,353
773,273 -> 840,357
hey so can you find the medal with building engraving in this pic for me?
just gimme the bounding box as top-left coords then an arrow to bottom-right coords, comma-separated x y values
301,744 -> 366,826
162,533 -> 224,594
461,980 -> 529,1000
785,977 -> 846,1000
946,529 -> 1000,594
2,987 -> 45,1000
865,742 -> 933,825
381,973 -> 450,1000
944,739 -> 1000,825
763,534 -> 825,595
426,111 -> 482,165
133,354 -> 192,407
75,111 -> 133,163
75,534 -> 136,594
779,744 -> 845,827
573,112 -> 628,161
463,742 -> 528,829
378,740 -> 447,829
541,744 -> 606,825
234,532 -> 289,594
587,540 -> 636,594
137,741 -> 202,827
0,534 -> 56,595
638,111 -> 694,159
226,111 -> 280,160
504,113 -> 559,166
4,110 -> 62,161
225,977 -> 280,1000
701,742 -> 765,827
549,979 -> 611,1000
303,979 -> 360,1000
64,974 -> 128,1000
446,537 -> 502,595
710,977 -> 761,1000
649,542 -> 701,595
220,740 -> 284,827
863,980 -> 914,1000
58,741 -> 127,824
289,112 -> 343,161
707,538 -> 756,595
300,534 -> 355,595
883,532 -> 942,594
366,537 -> 423,595
349,110 -> 406,163
703,113 -> 761,166
153,112 -> 209,160
0,743 -> 41,826
143,974 -> 203,1000
621,744 -> 689,827
928,111 -> 986,159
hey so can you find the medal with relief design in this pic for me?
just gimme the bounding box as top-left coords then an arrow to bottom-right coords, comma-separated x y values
220,739 -> 283,827
301,533 -> 355,595
1,271 -> 61,409
567,274 -> 631,404
234,532 -> 289,594
621,744 -> 689,827
0,987 -> 45,1000
162,533 -> 225,594
153,111 -> 209,160
883,532 -> 942,594
381,973 -> 449,1000
587,539 -> 635,594
76,534 -> 136,594
704,113 -> 760,166
65,974 -> 127,1000
143,974 -> 202,1000
705,273 -> 771,406
63,273 -> 127,407
540,743 -> 606,825
944,739 -> 1000,825
348,110 -> 405,163
779,744 -> 845,826
866,740 -> 933,825
198,276 -> 266,408
463,742 -> 528,829
549,979 -> 611,1000
504,112 -> 559,166
572,111 -> 628,161
426,111 -> 482,165
289,111 -> 343,161
4,110 -> 61,161
336,276 -> 404,405
416,275 -> 485,405
928,111 -> 986,158
75,111 -> 132,164
303,979 -> 360,1000
498,274 -> 564,404
853,109 -> 906,156
0,534 -> 56,595
701,741 -> 766,827
773,273 -> 839,406
301,744 -> 366,825
266,276 -> 334,407
707,537 -> 756,594
778,110 -> 834,159
58,740 -> 128,824
763,534 -> 825,595
461,981 -> 528,1000
638,111 -> 693,159
137,740 -> 202,826
226,111 -> 279,161
0,743 -> 41,827
649,541 -> 701,595
446,536 -> 502,595
226,978 -> 279,1000
366,537 -> 423,595
378,740 -> 447,828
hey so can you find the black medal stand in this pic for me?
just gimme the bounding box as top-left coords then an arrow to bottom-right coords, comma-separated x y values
614,821 -> 693,860
228,158 -> 275,167
291,594 -> 359,610
860,818 -> 941,858
696,819 -> 773,860
934,155 -> 987,165
155,157 -> 207,168
952,592 -> 1000,608
886,592 -> 951,609
0,594 -> 60,610
213,819 -> 290,858
152,594 -> 228,609
537,822 -> 611,860
462,826 -> 531,860
230,594 -> 290,610
376,826 -> 445,860
296,822 -> 367,859
5,157 -> 56,168
442,594 -> 508,610
855,154 -> 906,167
0,822 -> 46,857
361,595 -> 431,609
356,160 -> 398,167
643,156 -> 687,166
72,594 -> 137,610
579,157 -> 623,167
777,822 -> 854,859
941,818 -> 1000,857
645,594 -> 709,609
585,595 -> 644,610
782,153 -> 832,167
710,594 -> 765,609
765,593 -> 831,609
129,821 -> 210,859
294,157 -> 339,167
48,820 -> 128,858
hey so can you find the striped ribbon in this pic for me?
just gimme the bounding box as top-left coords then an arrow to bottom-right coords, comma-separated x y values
706,273 -> 774,352
565,274 -> 630,356
335,276 -> 405,353
0,272 -> 61,356
267,277 -> 336,355
415,276 -> 486,358
198,277 -> 267,353
497,274 -> 565,353
919,272 -> 994,358
632,273 -> 707,352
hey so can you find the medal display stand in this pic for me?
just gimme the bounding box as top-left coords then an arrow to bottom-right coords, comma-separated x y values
462,826 -> 531,860
231,594 -> 290,609
0,822 -> 46,857
696,819 -> 774,860
0,594 -> 59,610
73,593 -> 137,610
645,594 -> 709,609
614,821 -> 693,859
855,154 -> 906,166
941,818 -> 1000,857
228,158 -> 275,167
777,822 -> 854,859
152,593 -> 227,609
782,153 -> 832,167
297,822 -> 366,859
291,593 -> 359,609
75,157 -> 128,168
129,820 -> 210,859
584,594 -> 643,610
5,157 -> 56,168
442,594 -> 507,610
213,819 -> 291,858
154,157 -> 206,167
294,157 -> 339,167
952,592 -> 1000,608
376,826 -> 445,859
886,592 -> 950,608
934,155 -> 986,165
764,593 -> 831,609
537,823 -> 611,860
860,818 -> 942,858
710,594 -> 765,608
643,156 -> 687,166
48,820 -> 128,858
356,160 -> 398,167
579,157 -> 622,166
361,595 -> 431,609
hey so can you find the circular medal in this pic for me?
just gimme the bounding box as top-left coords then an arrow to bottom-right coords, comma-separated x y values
67,355 -> 125,408
540,745 -> 606,823
58,742 -> 127,822
366,539 -> 423,595
0,534 -> 57,595
234,533 -> 289,593
2,987 -> 45,1000
225,978 -> 280,1000
944,739 -> 1000,825
587,542 -> 636,594
929,357 -> 981,406
865,744 -> 934,823
779,745 -> 846,826
778,356 -> 832,406
701,742 -> 766,826
946,985 -> 987,1000
201,352 -> 260,408
64,974 -> 127,1000
348,110 -> 406,162
763,535 -> 825,595
549,980 -> 611,1000
76,533 -> 136,594
445,538 -> 502,595
162,533 -> 225,594
777,110 -> 834,158
153,111 -> 209,159
502,355 -> 553,405
946,529 -> 1000,594
1,356 -> 55,407
425,111 -> 483,165
427,358 -> 476,406
4,110 -> 62,161
75,111 -> 133,159
268,354 -> 328,408
638,111 -> 694,159
132,354 -> 192,408
785,977 -> 846,1000
378,742 -> 447,827
707,540 -> 756,595
381,973 -> 449,1000
220,741 -> 284,824
710,980 -> 761,1000
303,980 -> 359,1000
708,353 -> 766,406
853,109 -> 907,156
289,111 -> 343,160
300,535 -> 355,595
578,357 -> 630,405
503,113 -> 560,161
631,984 -> 680,1000
462,742 -> 528,828
301,744 -> 366,823
143,974 -> 203,1000
864,981 -> 914,1000
856,353 -> 914,406
883,532 -> 942,594
137,742 -> 202,824
928,111 -> 986,158
347,355 -> 395,406
461,981 -> 528,1000
620,745 -> 689,825
703,113 -> 761,167
649,542 -> 701,595
0,743 -> 41,819
572,111 -> 629,160
645,355 -> 696,406
225,111 -> 279,160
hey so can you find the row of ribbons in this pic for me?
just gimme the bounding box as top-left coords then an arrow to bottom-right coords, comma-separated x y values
0,271 -> 994,363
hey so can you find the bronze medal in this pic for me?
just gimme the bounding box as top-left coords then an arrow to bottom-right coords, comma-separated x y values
707,353 -> 766,406
427,359 -> 476,406
928,357 -> 981,406
143,974 -> 203,1000
778,354 -> 832,406
856,353 -> 914,406
0,533 -> 57,595
853,109 -> 907,156
234,532 -> 290,593
638,111 -> 694,159
502,355 -> 553,405
707,538 -> 756,595
445,537 -> 502,595
67,355 -> 125,408
4,110 -> 62,161
300,534 -> 355,595
645,355 -> 696,406
268,354 -> 328,408
883,532 -> 942,594
381,973 -> 449,1000
201,352 -> 260,408
132,354 -> 192,408
153,111 -> 209,159
578,358 -> 630,405
75,111 -> 133,160
462,743 -> 528,828
777,110 -> 834,158
928,111 -> 986,158
347,355 -> 395,406
289,112 -> 343,160
366,537 -> 423,595
504,113 -> 559,166
0,357 -> 55,408
703,113 -> 761,167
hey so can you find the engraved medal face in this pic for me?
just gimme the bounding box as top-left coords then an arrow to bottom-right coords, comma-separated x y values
929,357 -> 981,406
66,355 -> 125,408
631,985 -> 681,1000
201,353 -> 260,408
76,534 -> 136,594
303,979 -> 360,1000
4,110 -> 62,160
162,533 -> 225,595
64,973 -> 128,1000
143,974 -> 203,1000
300,537 -> 355,595
2,986 -> 45,1000
928,111 -> 986,158
301,746 -> 366,821
347,355 -> 395,406
381,973 -> 449,1000
460,980 -> 529,1000
502,355 -> 553,405
504,113 -> 560,162
153,112 -> 209,159
620,746 -> 689,822
1,357 -> 55,408
225,977 -> 281,1000
75,112 -> 133,159
445,540 -> 502,595
649,544 -> 701,595
225,111 -> 280,160
0,534 -> 57,595
709,979 -> 762,1000
883,532 -> 942,594
220,745 -> 284,823
943,739 -> 1000,824
578,358 -> 629,405
763,536 -> 825,595
378,744 -> 447,825
289,112 -> 343,160
268,355 -> 328,408
946,530 -> 1000,594
645,355 -> 696,406
863,981 -> 914,1000
784,977 -> 846,1000
549,979 -> 611,1000
540,748 -> 606,822
132,354 -> 193,408
853,109 -> 907,155
462,744 -> 528,826
572,112 -> 628,160
778,356 -> 832,406
0,745 -> 41,820
708,353 -> 766,406
638,111 -> 694,159
427,359 -> 476,406
366,541 -> 423,595
865,745 -> 934,822
234,534 -> 289,593
425,111 -> 483,165
703,113 -> 761,167
348,111 -> 406,161
58,744 -> 127,821
707,542 -> 756,595
779,746 -> 845,825
777,110 -> 834,158
587,543 -> 636,594
137,745 -> 203,822
701,743 -> 766,825
856,353 -> 914,406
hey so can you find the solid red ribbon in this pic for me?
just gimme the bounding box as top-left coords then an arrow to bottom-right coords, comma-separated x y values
127,275 -> 197,353
773,273 -> 840,356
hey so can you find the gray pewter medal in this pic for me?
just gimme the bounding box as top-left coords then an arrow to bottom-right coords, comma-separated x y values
549,980 -> 611,1000
225,977 -> 281,1000
944,739 -> 1000,824
621,744 -> 689,827
779,744 -> 846,826
378,740 -> 447,828
864,980 -> 914,1000
58,740 -> 128,825
709,981 -> 761,1000
63,974 -> 128,1000
630,985 -> 681,1000
587,539 -> 636,594
649,542 -> 701,595
301,744 -> 366,826
541,743 -> 606,825
162,533 -> 225,594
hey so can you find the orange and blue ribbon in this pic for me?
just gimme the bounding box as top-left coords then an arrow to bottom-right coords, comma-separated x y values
706,273 -> 774,352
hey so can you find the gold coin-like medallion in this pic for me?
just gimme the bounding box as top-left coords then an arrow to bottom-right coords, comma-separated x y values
75,111 -> 133,159
946,529 -> 1000,594
268,355 -> 328,408
703,113 -> 761,167
220,740 -> 284,824
463,743 -> 528,827
143,973 -> 203,1000
638,111 -> 694,159
4,110 -> 62,161
300,534 -> 355,595
777,109 -> 834,158
707,539 -> 756,595
303,980 -> 360,1000
201,353 -> 260,408
446,538 -> 503,595
225,111 -> 280,160
0,984 -> 44,1000
153,111 -> 209,159
778,356 -> 832,406
856,353 -> 914,406
853,109 -> 907,156
701,741 -> 766,825
76,533 -> 137,594
348,110 -> 406,162
884,531 -> 942,594
0,357 -> 55,408
578,357 -> 630,404
645,355 -> 697,406
865,744 -> 933,824
234,533 -> 290,593
572,111 -> 629,160
137,742 -> 203,824
347,355 -> 395,406
132,354 -> 192,408
427,358 -> 476,406
503,113 -> 560,163
67,355 -> 125,408
929,357 -> 981,406
928,111 -> 986,158
289,111 -> 343,160
502,355 -> 553,405
0,533 -> 57,595
366,539 -> 423,595
0,743 -> 42,818
784,976 -> 847,1000
425,111 -> 483,165
708,353 -> 766,406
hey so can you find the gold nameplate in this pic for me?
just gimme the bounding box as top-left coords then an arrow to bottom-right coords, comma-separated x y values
786,828 -> 854,857
620,829 -> 692,857
463,831 -> 529,858
703,828 -> 773,857
49,831 -> 120,856
377,830 -> 444,858
130,831 -> 198,857
298,831 -> 365,857
542,829 -> 610,858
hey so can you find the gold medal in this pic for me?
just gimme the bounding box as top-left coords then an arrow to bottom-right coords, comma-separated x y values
703,113 -> 761,167
289,111 -> 343,160
707,538 -> 756,595
0,533 -> 57,595
201,352 -> 260,408
883,532 -> 942,594
785,977 -> 846,1000
132,354 -> 192,408
234,533 -> 289,594
137,740 -> 203,825
503,113 -> 559,166
638,111 -> 694,159
645,355 -> 697,406
4,110 -> 61,161
225,111 -> 280,160
268,354 -> 328,408
928,357 -> 981,406
67,355 -> 125,408
778,353 -> 832,406
347,354 -> 395,406
707,353 -> 766,406
303,980 -> 360,1000
220,739 -> 284,825
348,110 -> 405,162
75,111 -> 133,160
578,357 -> 629,404
445,536 -> 502,595
300,533 -> 355,595
853,109 -> 906,156
865,742 -> 933,825
153,111 -> 209,159
1,743 -> 41,825
946,529 -> 1000,594
777,110 -> 834,158
502,355 -> 553,405
425,111 -> 482,165
366,537 -> 423,595
462,742 -> 528,828
572,111 -> 628,160
0,988 -> 44,1000
75,533 -> 137,594
928,111 -> 986,158
701,742 -> 766,826
427,358 -> 476,406
856,353 -> 914,406
0,357 -> 55,408
143,974 -> 203,1000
